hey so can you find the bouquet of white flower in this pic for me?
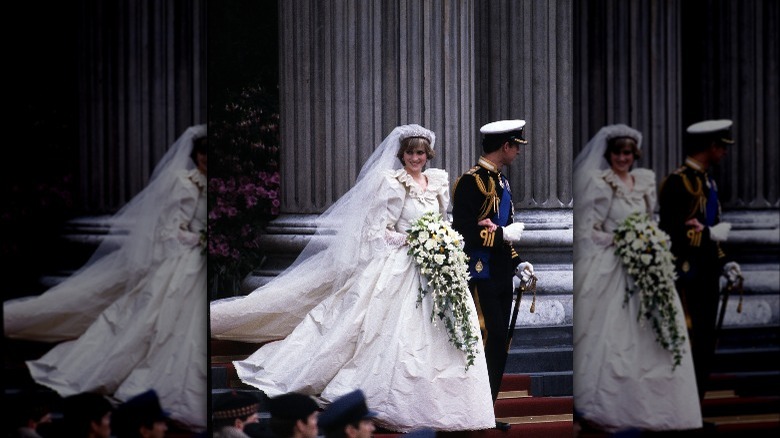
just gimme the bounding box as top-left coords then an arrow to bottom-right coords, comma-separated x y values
407,211 -> 479,369
613,212 -> 686,368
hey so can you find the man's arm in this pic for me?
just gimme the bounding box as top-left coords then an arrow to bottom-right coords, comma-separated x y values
659,173 -> 712,251
452,174 -> 504,249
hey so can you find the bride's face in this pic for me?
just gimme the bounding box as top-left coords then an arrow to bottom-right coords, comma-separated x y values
403,145 -> 428,173
609,141 -> 636,174
196,151 -> 208,175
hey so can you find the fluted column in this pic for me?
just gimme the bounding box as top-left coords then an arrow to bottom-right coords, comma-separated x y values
573,0 -> 683,184
575,0 -> 779,210
279,0 -> 475,213
682,0 -> 780,209
77,0 -> 207,213
475,0 -> 574,209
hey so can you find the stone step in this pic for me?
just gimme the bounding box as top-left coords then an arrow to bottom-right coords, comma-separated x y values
702,393 -> 780,418
529,371 -> 573,398
510,324 -> 572,349
711,346 -> 780,373
717,325 -> 780,347
506,347 -> 573,374
708,371 -> 780,397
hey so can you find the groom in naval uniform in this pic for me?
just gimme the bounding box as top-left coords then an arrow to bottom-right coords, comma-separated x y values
659,119 -> 742,401
452,120 -> 534,431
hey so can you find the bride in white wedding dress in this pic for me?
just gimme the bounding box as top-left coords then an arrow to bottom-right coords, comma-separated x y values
210,124 -> 495,432
573,124 -> 702,432
4,125 -> 208,432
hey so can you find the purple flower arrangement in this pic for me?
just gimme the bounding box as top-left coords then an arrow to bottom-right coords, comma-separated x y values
208,85 -> 280,296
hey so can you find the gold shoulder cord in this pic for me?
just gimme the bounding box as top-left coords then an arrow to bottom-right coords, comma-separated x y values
678,172 -> 707,248
473,173 -> 499,221
453,167 -> 499,247
680,172 -> 706,219
452,166 -> 478,195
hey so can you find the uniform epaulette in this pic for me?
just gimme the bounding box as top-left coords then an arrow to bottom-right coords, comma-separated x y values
659,166 -> 688,194
453,166 -> 482,194
664,165 -> 706,219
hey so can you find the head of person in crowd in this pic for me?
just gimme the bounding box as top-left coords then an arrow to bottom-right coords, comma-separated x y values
317,390 -> 377,438
111,390 -> 168,438
213,391 -> 262,433
61,392 -> 113,438
8,392 -> 54,438
268,392 -> 320,438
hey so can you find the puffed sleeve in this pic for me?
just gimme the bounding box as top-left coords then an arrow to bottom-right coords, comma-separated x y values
575,169 -> 615,248
633,168 -> 658,215
158,169 -> 202,255
364,170 -> 408,251
425,168 -> 450,218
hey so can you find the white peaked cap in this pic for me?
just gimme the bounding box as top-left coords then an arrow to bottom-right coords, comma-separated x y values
686,119 -> 733,134
480,119 -> 526,134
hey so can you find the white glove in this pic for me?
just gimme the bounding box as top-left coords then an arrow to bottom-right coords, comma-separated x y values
592,230 -> 614,247
514,261 -> 535,288
710,222 -> 732,242
503,222 -> 525,243
723,261 -> 742,283
177,229 -> 201,247
384,229 -> 408,248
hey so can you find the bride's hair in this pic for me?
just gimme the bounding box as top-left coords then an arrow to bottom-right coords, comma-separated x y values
603,136 -> 641,164
190,134 -> 207,162
396,136 -> 434,164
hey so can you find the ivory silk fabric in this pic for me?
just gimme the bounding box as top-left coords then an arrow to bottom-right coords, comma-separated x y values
573,168 -> 702,432
213,168 -> 495,432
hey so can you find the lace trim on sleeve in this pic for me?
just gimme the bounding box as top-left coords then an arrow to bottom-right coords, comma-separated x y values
384,229 -> 408,247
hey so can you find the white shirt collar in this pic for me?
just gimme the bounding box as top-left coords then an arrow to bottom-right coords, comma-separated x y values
478,156 -> 500,173
684,156 -> 706,172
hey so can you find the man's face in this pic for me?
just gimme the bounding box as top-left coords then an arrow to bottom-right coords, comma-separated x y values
707,142 -> 728,165
140,420 -> 167,438
237,412 -> 260,430
501,141 -> 521,166
346,419 -> 375,438
90,412 -> 111,438
297,411 -> 319,438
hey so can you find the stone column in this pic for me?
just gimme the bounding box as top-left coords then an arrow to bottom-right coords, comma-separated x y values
681,0 -> 780,209
573,0 -> 683,183
77,0 -> 207,212
573,0 -> 780,336
279,0 -> 475,213
475,0 -> 574,209
574,0 -> 780,210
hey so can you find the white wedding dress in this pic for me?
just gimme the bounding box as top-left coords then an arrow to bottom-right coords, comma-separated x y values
211,168 -> 495,432
573,167 -> 702,431
4,164 -> 207,431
